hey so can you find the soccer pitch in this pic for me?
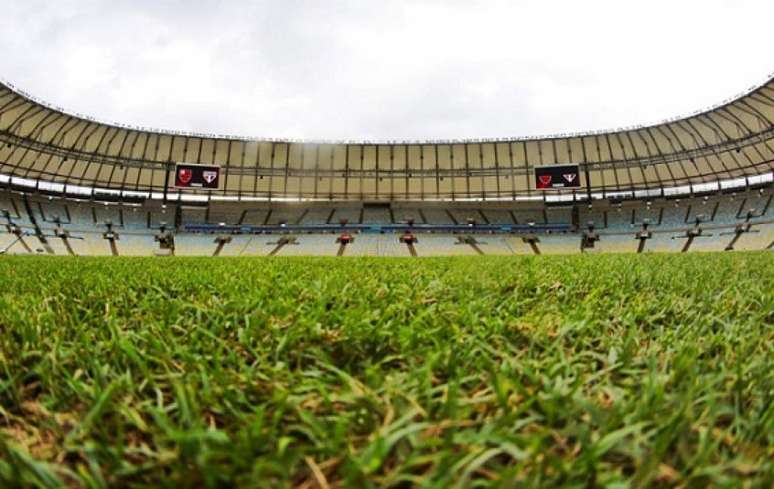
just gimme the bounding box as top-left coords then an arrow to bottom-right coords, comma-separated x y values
0,254 -> 772,487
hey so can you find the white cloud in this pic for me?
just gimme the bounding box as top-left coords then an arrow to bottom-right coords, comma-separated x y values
1,0 -> 771,140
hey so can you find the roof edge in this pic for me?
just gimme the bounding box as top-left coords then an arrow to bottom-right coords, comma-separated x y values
2,69 -> 773,145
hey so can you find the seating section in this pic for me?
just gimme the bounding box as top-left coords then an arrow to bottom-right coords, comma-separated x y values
594,234 -> 639,254
116,234 -> 158,256
733,223 -> 773,251
449,209 -> 483,224
46,237 -> 73,256
241,209 -> 270,225
392,208 -> 424,224
279,236 -> 338,256
234,236 -> 274,256
476,237 -> 522,255
659,206 -> 688,228
689,231 -> 730,253
1,197 -> 31,225
579,208 -> 606,229
0,189 -> 771,256
122,208 -> 148,229
94,205 -> 124,227
414,235 -> 479,256
481,210 -> 515,225
362,208 -> 391,225
501,237 -> 537,255
37,201 -> 69,223
687,201 -> 715,224
69,233 -> 112,256
174,234 -> 217,256
643,232 -> 687,253
713,199 -> 743,225
545,207 -> 572,225
740,193 -> 770,217
374,235 -> 412,256
218,236 -> 257,256
420,209 -> 455,225
301,208 -> 333,225
68,205 -> 95,228
149,209 -> 174,229
181,207 -> 207,226
606,208 -> 633,229
535,234 -> 579,255
330,208 -> 361,224
512,210 -> 545,224
207,206 -> 242,225
345,234 -> 380,256
266,208 -> 304,225
0,229 -> 29,254
0,197 -> 21,218
633,206 -> 661,226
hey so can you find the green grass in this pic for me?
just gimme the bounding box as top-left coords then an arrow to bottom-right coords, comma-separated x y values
0,254 -> 772,488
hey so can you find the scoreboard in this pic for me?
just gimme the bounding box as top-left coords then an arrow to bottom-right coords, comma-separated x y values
174,163 -> 221,189
535,164 -> 581,189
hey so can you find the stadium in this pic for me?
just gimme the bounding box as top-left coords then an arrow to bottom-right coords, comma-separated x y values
1,75 -> 773,256
1,4 -> 773,486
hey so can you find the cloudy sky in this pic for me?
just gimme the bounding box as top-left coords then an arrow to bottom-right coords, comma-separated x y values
1,0 -> 772,141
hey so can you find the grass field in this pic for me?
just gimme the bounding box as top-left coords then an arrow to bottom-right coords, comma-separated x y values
0,254 -> 772,488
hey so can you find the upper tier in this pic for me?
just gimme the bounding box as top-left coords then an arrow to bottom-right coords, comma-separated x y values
0,75 -> 772,201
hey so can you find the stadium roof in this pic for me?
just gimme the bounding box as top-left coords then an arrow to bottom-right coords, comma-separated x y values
0,74 -> 772,201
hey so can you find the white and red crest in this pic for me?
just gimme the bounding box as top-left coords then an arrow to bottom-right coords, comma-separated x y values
202,170 -> 218,184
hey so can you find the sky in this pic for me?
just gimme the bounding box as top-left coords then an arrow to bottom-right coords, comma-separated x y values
1,0 -> 772,142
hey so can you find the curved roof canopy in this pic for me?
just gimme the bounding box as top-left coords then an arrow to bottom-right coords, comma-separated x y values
0,76 -> 772,201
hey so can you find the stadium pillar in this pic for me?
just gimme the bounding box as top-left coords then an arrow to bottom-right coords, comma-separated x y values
583,165 -> 592,202
163,162 -> 171,203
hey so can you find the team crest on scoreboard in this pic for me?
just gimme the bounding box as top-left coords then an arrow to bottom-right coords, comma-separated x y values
178,168 -> 193,184
202,171 -> 218,184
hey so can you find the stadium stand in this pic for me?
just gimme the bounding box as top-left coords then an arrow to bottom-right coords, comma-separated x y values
301,208 -> 334,225
593,234 -> 640,254
279,235 -> 338,256
362,207 -> 392,225
1,190 -> 773,256
734,223 -> 774,251
414,235 -> 480,256
69,233 -> 112,256
481,209 -> 515,225
0,74 -> 772,256
330,207 -> 361,225
392,208 -> 424,224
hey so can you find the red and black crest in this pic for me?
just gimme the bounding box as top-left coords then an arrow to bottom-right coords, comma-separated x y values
177,168 -> 193,184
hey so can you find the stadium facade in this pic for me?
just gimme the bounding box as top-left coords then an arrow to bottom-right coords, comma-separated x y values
0,75 -> 772,256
